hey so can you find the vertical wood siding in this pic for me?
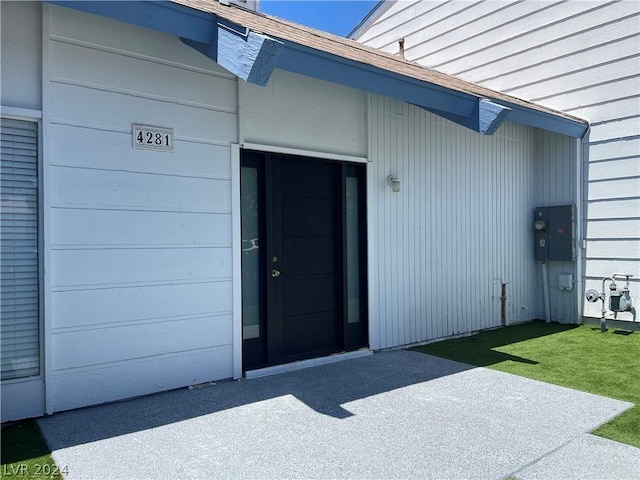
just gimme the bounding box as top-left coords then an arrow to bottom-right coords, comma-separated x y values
534,130 -> 578,322
368,96 -> 538,349
356,0 -> 639,322
45,7 -> 238,411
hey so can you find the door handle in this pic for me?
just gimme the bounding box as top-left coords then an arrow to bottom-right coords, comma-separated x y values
271,269 -> 281,278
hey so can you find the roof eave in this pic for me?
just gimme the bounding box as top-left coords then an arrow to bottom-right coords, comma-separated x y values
45,0 -> 588,138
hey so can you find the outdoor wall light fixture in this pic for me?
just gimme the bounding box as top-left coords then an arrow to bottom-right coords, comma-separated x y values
387,175 -> 401,193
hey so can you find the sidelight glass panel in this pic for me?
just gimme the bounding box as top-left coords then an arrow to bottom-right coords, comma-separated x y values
346,176 -> 360,324
241,166 -> 260,339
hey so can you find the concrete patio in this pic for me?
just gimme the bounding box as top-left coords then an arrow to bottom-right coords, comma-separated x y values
38,350 -> 639,479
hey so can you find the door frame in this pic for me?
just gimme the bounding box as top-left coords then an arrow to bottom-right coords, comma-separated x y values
231,143 -> 368,377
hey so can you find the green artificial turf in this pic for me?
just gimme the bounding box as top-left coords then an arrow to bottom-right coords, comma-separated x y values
1,420 -> 63,479
412,321 -> 640,448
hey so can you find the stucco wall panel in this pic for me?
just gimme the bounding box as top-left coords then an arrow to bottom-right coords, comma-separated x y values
0,1 -> 42,110
241,69 -> 366,158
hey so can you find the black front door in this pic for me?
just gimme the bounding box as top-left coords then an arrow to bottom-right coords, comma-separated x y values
241,151 -> 367,370
268,155 -> 341,362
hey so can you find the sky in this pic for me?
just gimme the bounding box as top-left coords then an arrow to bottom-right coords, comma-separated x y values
260,1 -> 380,37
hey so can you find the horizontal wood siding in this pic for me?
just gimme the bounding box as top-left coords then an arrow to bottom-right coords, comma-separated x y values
46,6 -> 237,411
357,0 -> 639,322
368,95 -> 538,349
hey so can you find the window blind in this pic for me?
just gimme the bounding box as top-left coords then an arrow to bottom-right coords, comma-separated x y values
1,118 -> 39,380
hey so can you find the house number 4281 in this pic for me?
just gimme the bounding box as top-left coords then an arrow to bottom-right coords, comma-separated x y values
132,124 -> 174,152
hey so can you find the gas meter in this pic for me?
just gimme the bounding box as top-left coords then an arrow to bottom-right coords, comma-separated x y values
585,274 -> 635,332
609,275 -> 633,313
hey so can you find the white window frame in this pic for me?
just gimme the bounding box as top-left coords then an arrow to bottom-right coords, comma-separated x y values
0,106 -> 46,420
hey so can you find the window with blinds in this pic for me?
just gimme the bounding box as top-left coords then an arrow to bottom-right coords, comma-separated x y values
1,118 -> 40,380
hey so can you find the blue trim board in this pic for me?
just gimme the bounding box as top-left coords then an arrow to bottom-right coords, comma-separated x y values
275,41 -> 478,118
45,1 -> 587,137
217,24 -> 283,86
502,103 -> 588,138
183,24 -> 283,87
479,99 -> 511,135
273,40 -> 585,137
276,40 -> 585,137
421,99 -> 511,135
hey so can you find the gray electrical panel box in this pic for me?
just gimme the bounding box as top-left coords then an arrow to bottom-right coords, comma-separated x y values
534,205 -> 575,261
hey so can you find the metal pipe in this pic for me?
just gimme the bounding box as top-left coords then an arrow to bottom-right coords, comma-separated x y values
501,283 -> 507,326
542,262 -> 551,323
600,276 -> 614,332
576,126 -> 590,324
398,38 -> 405,59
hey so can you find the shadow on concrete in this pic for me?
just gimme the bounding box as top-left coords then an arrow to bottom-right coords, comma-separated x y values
37,351 -> 473,451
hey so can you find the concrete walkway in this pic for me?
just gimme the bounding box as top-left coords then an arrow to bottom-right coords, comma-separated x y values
38,351 -> 639,479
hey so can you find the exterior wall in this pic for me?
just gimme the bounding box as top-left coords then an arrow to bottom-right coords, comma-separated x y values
355,0 -> 639,321
367,96 -> 538,349
1,1 -> 45,422
2,1 -> 615,418
44,6 -> 237,412
0,1 -> 42,111
534,130 -> 579,322
240,69 -> 367,158
242,77 -> 545,346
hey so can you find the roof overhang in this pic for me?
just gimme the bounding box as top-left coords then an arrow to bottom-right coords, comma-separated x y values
183,18 -> 284,87
48,0 -> 283,86
45,0 -> 588,138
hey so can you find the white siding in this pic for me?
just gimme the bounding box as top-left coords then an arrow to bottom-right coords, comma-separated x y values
533,130 -> 579,323
45,6 -> 237,411
0,2 -> 45,422
0,1 -> 42,111
240,69 -> 366,158
356,0 -> 640,322
367,96 -> 538,349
